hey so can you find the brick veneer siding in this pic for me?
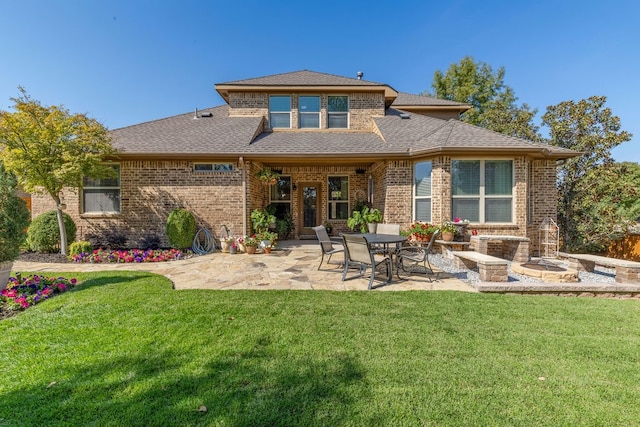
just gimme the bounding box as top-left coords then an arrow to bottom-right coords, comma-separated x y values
227,92 -> 384,131
32,160 -> 246,248
527,159 -> 559,255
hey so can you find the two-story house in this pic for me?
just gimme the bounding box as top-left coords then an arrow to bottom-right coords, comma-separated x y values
31,70 -> 579,252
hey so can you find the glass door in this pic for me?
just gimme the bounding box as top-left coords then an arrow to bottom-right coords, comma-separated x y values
299,182 -> 321,235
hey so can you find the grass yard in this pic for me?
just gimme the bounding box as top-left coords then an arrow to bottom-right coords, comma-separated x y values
1,271 -> 640,426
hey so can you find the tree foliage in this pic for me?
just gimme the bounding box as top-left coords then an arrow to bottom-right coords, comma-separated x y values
0,87 -> 114,255
427,56 -> 540,140
542,96 -> 634,251
0,161 -> 30,261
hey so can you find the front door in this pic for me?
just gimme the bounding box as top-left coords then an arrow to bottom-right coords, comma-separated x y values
299,182 -> 321,236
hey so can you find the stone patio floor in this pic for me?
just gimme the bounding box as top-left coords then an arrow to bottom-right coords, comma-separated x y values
11,240 -> 477,292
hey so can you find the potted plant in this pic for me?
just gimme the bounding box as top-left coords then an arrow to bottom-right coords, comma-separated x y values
347,206 -> 383,233
257,230 -> 277,253
256,167 -> 280,185
244,236 -> 259,254
440,221 -> 458,242
251,208 -> 276,234
402,222 -> 438,242
452,217 -> 470,241
0,162 -> 30,290
220,236 -> 235,253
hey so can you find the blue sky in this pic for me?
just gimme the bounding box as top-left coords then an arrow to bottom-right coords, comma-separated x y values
1,0 -> 638,162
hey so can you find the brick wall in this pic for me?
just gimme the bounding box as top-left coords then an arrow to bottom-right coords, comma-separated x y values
227,92 -> 385,131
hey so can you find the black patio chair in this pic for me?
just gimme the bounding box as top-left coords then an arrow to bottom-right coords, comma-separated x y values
312,225 -> 344,270
341,234 -> 391,290
397,229 -> 441,282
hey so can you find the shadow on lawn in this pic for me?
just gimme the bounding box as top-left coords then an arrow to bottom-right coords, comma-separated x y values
0,336 -> 368,426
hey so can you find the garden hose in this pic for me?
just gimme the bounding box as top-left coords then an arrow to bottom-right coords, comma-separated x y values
192,227 -> 215,255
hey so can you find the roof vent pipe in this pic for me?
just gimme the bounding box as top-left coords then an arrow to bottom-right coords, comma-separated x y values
193,108 -> 198,119
356,71 -> 363,80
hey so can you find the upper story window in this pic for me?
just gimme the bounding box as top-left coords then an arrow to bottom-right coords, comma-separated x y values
414,161 -> 432,222
299,96 -> 320,128
194,163 -> 234,172
328,96 -> 348,128
451,160 -> 514,223
82,164 -> 120,214
269,95 -> 291,128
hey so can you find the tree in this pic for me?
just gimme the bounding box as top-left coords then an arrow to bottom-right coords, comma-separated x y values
427,56 -> 540,140
542,96 -> 633,251
0,87 -> 114,255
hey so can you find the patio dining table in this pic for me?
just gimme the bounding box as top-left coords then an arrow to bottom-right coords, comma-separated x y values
358,233 -> 408,282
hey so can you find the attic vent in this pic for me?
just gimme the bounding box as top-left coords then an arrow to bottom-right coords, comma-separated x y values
356,71 -> 363,80
399,113 -> 410,119
201,112 -> 213,117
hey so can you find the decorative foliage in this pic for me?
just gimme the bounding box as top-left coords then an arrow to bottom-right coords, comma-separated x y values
70,248 -> 190,263
251,208 -> 276,234
0,87 -> 115,255
256,167 -> 280,185
27,210 -> 76,253
165,208 -> 196,250
347,206 -> 383,233
1,274 -> 77,311
402,222 -> 439,239
69,240 -> 93,256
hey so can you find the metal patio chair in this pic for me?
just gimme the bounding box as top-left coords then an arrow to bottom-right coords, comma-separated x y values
312,225 -> 344,270
342,234 -> 391,290
397,229 -> 441,282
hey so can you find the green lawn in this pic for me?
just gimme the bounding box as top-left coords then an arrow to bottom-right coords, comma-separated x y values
1,271 -> 640,426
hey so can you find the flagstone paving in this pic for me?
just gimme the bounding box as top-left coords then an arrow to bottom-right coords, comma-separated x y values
12,240 -> 477,292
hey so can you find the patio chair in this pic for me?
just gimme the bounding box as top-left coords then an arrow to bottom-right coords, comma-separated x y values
397,229 -> 441,282
342,234 -> 391,290
312,225 -> 344,270
375,223 -> 400,235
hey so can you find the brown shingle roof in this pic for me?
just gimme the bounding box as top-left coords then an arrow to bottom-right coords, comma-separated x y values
392,92 -> 469,107
218,70 -> 388,87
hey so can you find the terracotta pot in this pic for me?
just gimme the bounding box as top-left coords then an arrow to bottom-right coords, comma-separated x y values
263,247 -> 272,254
442,231 -> 455,242
246,245 -> 257,254
0,260 -> 13,291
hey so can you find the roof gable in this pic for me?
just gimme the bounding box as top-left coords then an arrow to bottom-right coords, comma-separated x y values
217,70 -> 387,87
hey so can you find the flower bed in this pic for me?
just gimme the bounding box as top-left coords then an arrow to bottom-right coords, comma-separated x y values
71,248 -> 191,263
1,274 -> 77,311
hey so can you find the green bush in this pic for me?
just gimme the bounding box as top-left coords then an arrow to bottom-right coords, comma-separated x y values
27,211 -> 77,253
69,240 -> 93,256
165,208 -> 196,250
0,162 -> 30,261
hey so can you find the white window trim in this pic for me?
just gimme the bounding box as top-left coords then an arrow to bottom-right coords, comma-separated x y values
451,159 -> 515,224
413,161 -> 432,222
82,164 -> 121,214
269,95 -> 292,129
327,175 -> 350,220
299,95 -> 321,129
327,95 -> 349,129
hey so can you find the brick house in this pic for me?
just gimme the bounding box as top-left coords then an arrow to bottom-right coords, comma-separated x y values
31,70 -> 579,253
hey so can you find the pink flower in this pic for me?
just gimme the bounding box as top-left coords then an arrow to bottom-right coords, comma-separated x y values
58,283 -> 66,292
71,278 -> 77,285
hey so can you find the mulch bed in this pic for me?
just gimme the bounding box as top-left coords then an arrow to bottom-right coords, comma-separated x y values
16,252 -> 71,263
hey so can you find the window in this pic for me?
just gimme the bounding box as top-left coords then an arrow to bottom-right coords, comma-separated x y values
269,95 -> 291,128
414,161 -> 432,222
451,160 -> 513,223
83,164 -> 120,213
327,96 -> 348,128
270,176 -> 291,218
194,163 -> 233,172
328,176 -> 349,219
299,96 -> 320,128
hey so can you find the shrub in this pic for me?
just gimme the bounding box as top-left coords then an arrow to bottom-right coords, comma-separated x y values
27,211 -> 76,253
138,233 -> 161,250
85,227 -> 128,250
0,162 -> 30,261
69,240 -> 93,256
165,208 -> 196,250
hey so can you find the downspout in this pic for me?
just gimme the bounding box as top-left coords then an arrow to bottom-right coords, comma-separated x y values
240,157 -> 247,236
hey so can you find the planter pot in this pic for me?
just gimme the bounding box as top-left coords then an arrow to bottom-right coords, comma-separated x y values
237,243 -> 245,253
368,223 -> 377,233
220,241 -> 231,253
442,231 -> 455,242
263,247 -> 272,254
246,246 -> 257,254
0,260 -> 13,291
229,246 -> 237,254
